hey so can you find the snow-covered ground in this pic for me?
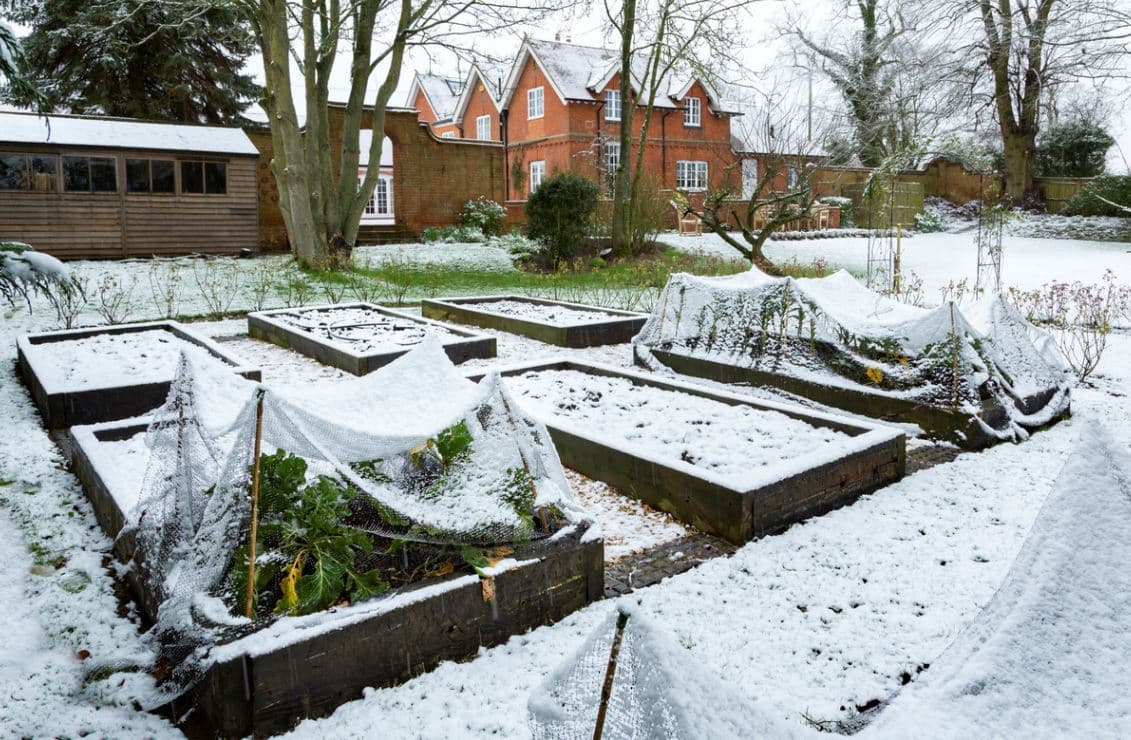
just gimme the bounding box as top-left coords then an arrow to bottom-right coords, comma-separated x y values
667,226 -> 1131,301
1,237 -> 1130,738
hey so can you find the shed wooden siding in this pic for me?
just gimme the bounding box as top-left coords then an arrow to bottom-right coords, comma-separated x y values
0,145 -> 258,260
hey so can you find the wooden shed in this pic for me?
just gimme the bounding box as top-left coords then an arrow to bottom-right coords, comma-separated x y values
0,111 -> 260,260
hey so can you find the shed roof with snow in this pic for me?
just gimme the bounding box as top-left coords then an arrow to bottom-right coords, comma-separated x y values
0,111 -> 260,156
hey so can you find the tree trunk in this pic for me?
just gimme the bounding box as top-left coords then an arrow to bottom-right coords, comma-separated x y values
609,0 -> 635,256
1001,127 -> 1036,203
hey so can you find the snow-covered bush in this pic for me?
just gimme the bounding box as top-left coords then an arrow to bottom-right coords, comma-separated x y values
1,241 -> 80,313
421,225 -> 488,243
460,196 -> 507,236
913,206 -> 945,233
1063,176 -> 1131,217
489,231 -> 539,260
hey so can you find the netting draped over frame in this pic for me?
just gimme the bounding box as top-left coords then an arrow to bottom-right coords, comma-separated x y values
528,609 -> 797,739
128,338 -> 580,693
634,269 -> 1071,441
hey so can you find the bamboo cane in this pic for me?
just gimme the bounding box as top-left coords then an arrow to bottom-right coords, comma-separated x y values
245,391 -> 266,619
593,612 -> 629,740
893,223 -> 903,295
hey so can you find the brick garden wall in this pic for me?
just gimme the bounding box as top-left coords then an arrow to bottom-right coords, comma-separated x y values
249,106 -> 504,250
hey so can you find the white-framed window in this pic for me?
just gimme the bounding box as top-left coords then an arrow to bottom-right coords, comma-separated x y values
787,165 -> 799,189
605,89 -> 621,121
360,173 -> 394,220
684,96 -> 701,127
441,131 -> 455,139
741,158 -> 759,199
603,141 -> 620,186
675,160 -> 708,191
476,114 -> 492,141
529,160 -> 546,193
528,86 -> 544,119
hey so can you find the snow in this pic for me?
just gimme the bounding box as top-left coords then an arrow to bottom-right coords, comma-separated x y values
505,368 -> 853,484
23,327 -> 238,391
869,423 -> 1131,738
664,228 -> 1131,300
2,246 -> 1131,738
0,110 -> 259,156
255,303 -> 473,356
566,470 -> 688,561
444,297 -> 631,326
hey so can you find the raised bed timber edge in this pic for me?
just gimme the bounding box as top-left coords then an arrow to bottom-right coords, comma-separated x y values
16,321 -> 261,429
248,302 -> 496,375
421,295 -> 648,348
645,347 -> 1069,450
65,418 -> 605,738
470,360 -> 906,545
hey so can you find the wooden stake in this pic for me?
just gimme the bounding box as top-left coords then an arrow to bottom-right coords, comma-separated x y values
244,391 -> 266,619
893,223 -> 903,295
593,612 -> 629,740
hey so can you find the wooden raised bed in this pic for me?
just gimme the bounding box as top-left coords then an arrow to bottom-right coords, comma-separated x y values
472,360 -> 906,545
65,418 -> 603,738
421,295 -> 647,348
248,302 -> 496,375
644,347 -> 1069,450
16,321 -> 261,429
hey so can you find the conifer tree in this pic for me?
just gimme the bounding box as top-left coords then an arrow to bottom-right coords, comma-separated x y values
7,0 -> 259,124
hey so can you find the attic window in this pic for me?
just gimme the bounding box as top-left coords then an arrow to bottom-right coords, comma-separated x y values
684,96 -> 701,127
445,79 -> 462,96
605,89 -> 621,121
528,87 -> 544,120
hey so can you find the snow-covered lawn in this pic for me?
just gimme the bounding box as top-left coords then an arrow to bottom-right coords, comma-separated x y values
1,241 -> 1130,737
666,227 -> 1131,301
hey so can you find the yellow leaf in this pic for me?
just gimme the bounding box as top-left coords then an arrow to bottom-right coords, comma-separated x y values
279,550 -> 305,613
866,366 -> 884,384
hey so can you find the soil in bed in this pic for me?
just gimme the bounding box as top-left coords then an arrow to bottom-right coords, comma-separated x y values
463,298 -> 623,326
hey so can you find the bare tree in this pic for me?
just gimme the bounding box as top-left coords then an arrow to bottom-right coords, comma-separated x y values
605,0 -> 754,255
956,0 -> 1127,203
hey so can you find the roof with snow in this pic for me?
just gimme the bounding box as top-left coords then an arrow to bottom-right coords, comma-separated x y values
451,65 -> 502,124
0,111 -> 260,156
501,38 -> 740,115
405,72 -> 464,123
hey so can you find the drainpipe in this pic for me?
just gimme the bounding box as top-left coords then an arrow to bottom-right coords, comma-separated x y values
661,108 -> 672,176
501,108 -> 509,200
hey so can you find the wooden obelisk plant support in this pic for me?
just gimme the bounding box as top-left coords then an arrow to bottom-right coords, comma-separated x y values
245,389 -> 267,619
593,611 -> 630,740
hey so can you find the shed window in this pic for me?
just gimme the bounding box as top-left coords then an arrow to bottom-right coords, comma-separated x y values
64,156 -> 117,192
126,159 -> 176,194
181,160 -> 227,194
0,153 -> 57,191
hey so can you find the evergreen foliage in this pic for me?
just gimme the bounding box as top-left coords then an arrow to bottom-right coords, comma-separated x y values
7,0 -> 259,123
1034,119 -> 1114,178
525,173 -> 600,268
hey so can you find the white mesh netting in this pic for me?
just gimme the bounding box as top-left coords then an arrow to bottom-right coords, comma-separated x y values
127,338 -> 582,695
634,270 -> 1071,441
528,609 -> 795,739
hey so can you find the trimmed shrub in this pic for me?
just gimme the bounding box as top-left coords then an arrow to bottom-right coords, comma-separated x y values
421,225 -> 487,243
525,173 -> 600,268
1035,120 -> 1114,178
1063,176 -> 1131,217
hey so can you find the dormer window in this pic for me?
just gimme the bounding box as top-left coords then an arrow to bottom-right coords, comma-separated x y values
605,89 -> 621,121
684,96 -> 701,127
528,86 -> 544,119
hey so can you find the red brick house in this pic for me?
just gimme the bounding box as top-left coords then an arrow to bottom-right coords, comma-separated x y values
449,66 -> 502,142
406,72 -> 463,138
496,38 -> 745,202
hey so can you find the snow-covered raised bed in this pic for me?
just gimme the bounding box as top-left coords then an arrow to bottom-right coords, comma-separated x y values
248,302 -> 495,375
421,295 -> 648,347
636,271 -> 1072,449
65,416 -> 603,738
16,321 -> 260,428
475,360 -> 906,544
